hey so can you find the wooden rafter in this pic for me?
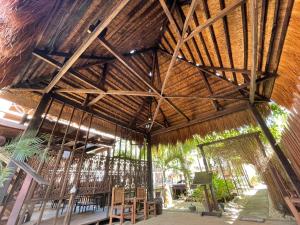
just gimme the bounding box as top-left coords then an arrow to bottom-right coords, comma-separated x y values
201,0 -> 226,78
87,63 -> 108,106
184,0 -> 245,43
151,104 -> 248,136
249,0 -> 258,103
44,0 -> 130,93
159,48 -> 250,74
151,0 -> 199,129
97,38 -> 189,122
159,49 -> 270,100
55,89 -> 158,97
173,5 -> 220,111
219,0 -> 237,83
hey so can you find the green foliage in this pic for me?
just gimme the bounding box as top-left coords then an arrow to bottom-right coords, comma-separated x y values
0,132 -> 48,187
3,132 -> 47,161
0,166 -> 12,187
191,186 -> 204,202
212,174 -> 235,200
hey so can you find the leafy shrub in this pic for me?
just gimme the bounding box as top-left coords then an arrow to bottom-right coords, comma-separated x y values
212,174 -> 235,200
190,186 -> 204,202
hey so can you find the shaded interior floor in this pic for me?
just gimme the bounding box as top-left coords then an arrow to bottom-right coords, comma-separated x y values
25,185 -> 295,225
130,211 -> 295,225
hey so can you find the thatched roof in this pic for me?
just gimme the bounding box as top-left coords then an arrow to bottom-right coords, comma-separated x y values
0,0 -> 296,144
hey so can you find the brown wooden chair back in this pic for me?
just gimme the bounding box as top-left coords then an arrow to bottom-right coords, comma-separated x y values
111,187 -> 124,205
136,187 -> 147,200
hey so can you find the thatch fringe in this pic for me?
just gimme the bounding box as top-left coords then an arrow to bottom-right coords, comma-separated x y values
152,104 -> 270,145
281,76 -> 300,179
0,0 -> 58,87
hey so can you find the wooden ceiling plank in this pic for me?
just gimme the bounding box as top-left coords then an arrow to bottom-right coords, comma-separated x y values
44,0 -> 130,93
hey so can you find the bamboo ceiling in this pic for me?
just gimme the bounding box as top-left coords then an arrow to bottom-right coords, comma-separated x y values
0,0 -> 296,144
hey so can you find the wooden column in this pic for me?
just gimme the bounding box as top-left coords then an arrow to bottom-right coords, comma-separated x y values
146,135 -> 154,200
199,146 -> 219,211
0,93 -> 52,204
250,104 -> 300,194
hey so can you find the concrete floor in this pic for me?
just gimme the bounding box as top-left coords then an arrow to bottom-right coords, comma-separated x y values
133,211 -> 295,225
112,185 -> 296,225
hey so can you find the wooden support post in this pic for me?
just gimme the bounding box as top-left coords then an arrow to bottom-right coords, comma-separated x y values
0,93 -> 52,204
63,114 -> 93,225
36,106 -> 74,224
227,161 -> 239,194
146,134 -> 154,200
249,104 -> 300,194
199,145 -> 219,211
217,157 -> 230,196
241,165 -> 252,188
7,176 -> 32,225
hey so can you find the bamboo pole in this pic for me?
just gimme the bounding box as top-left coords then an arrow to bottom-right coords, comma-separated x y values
63,114 -> 93,225
36,105 -> 74,224
8,100 -> 64,225
53,110 -> 86,225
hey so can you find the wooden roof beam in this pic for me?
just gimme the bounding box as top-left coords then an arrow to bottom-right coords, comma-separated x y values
159,48 -> 250,74
96,38 -> 190,123
51,92 -> 144,134
151,104 -> 249,136
44,0 -> 130,93
55,89 -> 157,97
174,5 -> 221,111
249,0 -> 258,104
32,51 -> 106,93
184,0 -> 245,43
97,38 -> 159,95
151,0 -> 199,129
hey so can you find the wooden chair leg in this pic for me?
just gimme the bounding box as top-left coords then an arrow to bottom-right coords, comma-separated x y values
284,197 -> 300,225
144,201 -> 147,220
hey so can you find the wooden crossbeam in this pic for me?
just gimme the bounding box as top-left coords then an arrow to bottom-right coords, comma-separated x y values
44,0 -> 130,93
165,95 -> 255,101
87,63 -> 109,106
97,38 -> 158,95
32,52 -> 106,92
151,0 -> 199,129
55,89 -> 158,97
151,104 -> 248,136
97,38 -> 189,122
173,5 -> 220,111
159,48 -> 250,74
158,49 -> 270,100
184,0 -> 245,43
249,0 -> 258,103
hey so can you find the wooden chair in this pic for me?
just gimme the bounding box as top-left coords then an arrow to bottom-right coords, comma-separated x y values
109,187 -> 135,225
135,187 -> 147,221
147,200 -> 156,218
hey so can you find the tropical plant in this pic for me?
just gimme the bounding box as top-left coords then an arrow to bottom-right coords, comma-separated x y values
0,132 -> 48,187
212,174 -> 235,200
190,186 -> 204,202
